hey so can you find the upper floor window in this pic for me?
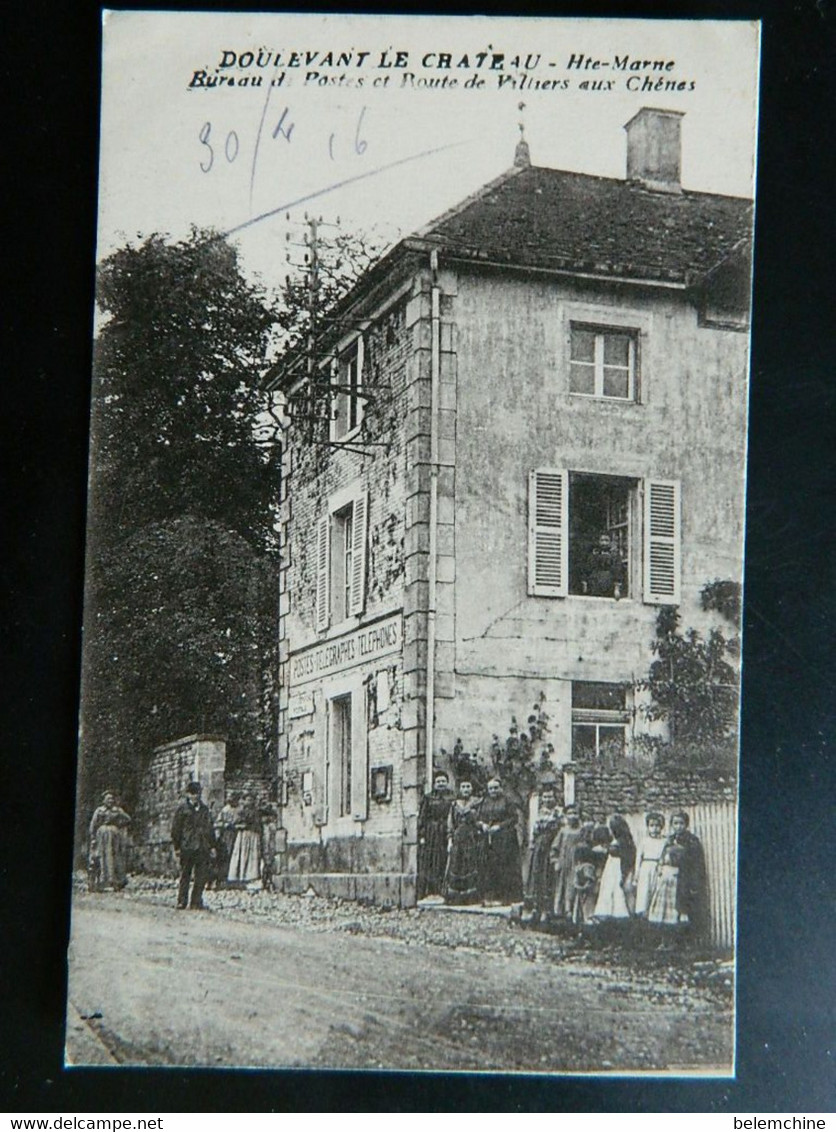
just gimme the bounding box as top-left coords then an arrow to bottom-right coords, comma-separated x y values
332,336 -> 364,442
527,469 -> 680,604
569,324 -> 638,402
315,488 -> 368,631
568,473 -> 633,599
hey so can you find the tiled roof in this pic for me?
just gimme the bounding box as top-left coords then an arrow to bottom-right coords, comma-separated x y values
416,165 -> 753,286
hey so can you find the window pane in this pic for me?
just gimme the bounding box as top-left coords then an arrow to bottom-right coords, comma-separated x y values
570,361 -> 595,394
603,333 -> 631,366
570,328 -> 596,362
603,366 -> 630,399
599,726 -> 625,759
572,725 -> 597,760
573,682 -> 627,711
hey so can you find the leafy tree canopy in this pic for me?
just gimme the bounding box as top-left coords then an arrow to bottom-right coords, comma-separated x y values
92,230 -> 279,552
80,230 -> 281,837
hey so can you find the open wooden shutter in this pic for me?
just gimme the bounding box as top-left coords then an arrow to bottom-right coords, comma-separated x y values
528,469 -> 568,597
643,478 -> 681,604
315,514 -> 330,630
348,490 -> 368,616
351,687 -> 369,821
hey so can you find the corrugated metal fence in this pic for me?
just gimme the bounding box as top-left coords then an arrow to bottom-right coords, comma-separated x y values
624,801 -> 737,951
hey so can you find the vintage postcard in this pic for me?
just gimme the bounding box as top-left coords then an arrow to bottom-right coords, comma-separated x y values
68,12 -> 759,1073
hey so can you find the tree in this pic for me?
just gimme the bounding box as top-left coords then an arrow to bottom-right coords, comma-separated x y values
80,230 -> 281,837
637,581 -> 742,776
446,695 -> 557,812
91,230 -> 279,548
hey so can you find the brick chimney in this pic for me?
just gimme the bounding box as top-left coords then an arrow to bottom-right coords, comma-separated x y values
624,107 -> 684,193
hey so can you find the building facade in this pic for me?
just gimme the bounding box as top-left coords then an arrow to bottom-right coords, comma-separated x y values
269,108 -> 753,907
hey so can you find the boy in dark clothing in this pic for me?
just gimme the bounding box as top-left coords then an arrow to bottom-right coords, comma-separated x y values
170,781 -> 216,910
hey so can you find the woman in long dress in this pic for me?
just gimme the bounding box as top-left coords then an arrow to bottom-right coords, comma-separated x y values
550,803 -> 585,920
417,772 -> 453,899
213,793 -> 241,889
477,778 -> 523,906
634,811 -> 667,918
227,793 -> 262,886
525,785 -> 561,926
88,792 -> 131,890
593,814 -> 636,922
443,781 -> 481,905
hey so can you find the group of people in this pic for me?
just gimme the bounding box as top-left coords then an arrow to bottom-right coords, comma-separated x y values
418,773 -> 525,907
527,786 -> 708,943
92,776 -> 708,939
418,774 -> 709,944
171,784 -> 280,909
88,783 -> 278,911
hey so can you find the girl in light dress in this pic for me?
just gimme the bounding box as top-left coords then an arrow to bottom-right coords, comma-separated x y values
633,811 -> 667,918
592,813 -> 636,922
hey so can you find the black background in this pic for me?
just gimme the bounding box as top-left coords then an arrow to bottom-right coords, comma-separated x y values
4,0 -> 835,1113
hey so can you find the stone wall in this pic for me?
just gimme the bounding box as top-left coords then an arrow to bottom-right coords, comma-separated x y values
565,759 -> 737,821
134,734 -> 226,874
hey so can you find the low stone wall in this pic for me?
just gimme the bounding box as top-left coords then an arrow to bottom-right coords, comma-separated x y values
135,734 -> 226,874
565,760 -> 736,820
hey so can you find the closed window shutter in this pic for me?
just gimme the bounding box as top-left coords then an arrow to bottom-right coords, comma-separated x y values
348,491 -> 368,616
643,479 -> 681,604
528,469 -> 568,596
351,688 -> 369,821
315,514 -> 330,630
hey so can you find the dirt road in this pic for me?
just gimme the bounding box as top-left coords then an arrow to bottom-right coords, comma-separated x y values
66,890 -> 733,1073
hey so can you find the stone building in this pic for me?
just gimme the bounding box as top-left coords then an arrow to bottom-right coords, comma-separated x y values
267,107 -> 753,906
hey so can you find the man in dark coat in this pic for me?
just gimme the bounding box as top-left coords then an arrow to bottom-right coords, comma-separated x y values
171,781 -> 216,910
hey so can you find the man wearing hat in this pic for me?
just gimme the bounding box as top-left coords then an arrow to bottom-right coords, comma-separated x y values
170,781 -> 216,910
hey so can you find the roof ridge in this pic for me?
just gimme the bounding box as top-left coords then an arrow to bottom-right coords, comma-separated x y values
449,163 -> 753,205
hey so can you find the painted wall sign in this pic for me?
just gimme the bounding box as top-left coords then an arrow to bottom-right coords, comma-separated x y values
287,691 -> 315,719
289,613 -> 402,688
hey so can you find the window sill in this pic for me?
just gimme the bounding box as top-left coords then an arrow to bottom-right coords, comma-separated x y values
317,615 -> 361,640
568,393 -> 640,406
567,593 -> 634,604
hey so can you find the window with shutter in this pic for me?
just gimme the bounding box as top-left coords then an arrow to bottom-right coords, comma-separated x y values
315,515 -> 330,631
643,478 -> 681,605
528,469 -> 568,597
348,491 -> 368,616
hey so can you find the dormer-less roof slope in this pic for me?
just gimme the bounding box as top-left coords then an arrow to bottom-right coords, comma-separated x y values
414,164 -> 753,288
264,163 -> 753,390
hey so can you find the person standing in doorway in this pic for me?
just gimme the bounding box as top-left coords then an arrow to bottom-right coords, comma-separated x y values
170,781 -> 216,910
